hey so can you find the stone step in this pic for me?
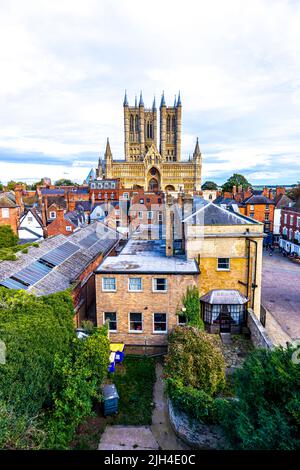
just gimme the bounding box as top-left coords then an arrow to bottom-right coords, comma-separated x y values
220,332 -> 232,344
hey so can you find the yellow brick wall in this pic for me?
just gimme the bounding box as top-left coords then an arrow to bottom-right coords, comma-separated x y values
95,273 -> 199,345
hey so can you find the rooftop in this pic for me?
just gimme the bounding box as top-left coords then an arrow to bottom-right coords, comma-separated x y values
183,202 -> 259,226
200,289 -> 248,305
96,238 -> 199,274
0,222 -> 120,296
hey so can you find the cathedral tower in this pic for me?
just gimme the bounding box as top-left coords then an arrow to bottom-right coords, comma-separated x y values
159,92 -> 182,162
123,91 -> 157,162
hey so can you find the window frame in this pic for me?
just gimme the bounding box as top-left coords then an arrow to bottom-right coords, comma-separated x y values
153,313 -> 167,334
177,314 -> 187,326
129,312 -> 143,333
102,277 -> 117,292
103,312 -> 117,332
152,278 -> 168,292
217,258 -> 230,271
1,208 -> 9,218
128,277 -> 142,292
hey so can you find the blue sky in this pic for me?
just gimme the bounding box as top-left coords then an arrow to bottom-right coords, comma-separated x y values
0,0 -> 299,185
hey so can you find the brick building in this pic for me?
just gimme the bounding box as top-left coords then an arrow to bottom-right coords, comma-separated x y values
280,203 -> 300,256
0,193 -> 20,234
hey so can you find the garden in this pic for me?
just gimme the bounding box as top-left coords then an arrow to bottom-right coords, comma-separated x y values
164,287 -> 300,450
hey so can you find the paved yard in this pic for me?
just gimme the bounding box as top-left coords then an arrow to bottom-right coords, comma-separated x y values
262,251 -> 300,341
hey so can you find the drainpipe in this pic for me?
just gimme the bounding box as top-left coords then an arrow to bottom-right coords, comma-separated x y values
248,238 -> 258,310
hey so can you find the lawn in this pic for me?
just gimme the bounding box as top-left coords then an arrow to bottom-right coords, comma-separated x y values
112,356 -> 156,425
71,355 -> 157,449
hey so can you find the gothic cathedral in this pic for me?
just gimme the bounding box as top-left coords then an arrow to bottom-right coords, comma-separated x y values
97,91 -> 202,192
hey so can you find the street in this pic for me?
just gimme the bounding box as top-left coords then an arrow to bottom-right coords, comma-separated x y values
262,251 -> 300,341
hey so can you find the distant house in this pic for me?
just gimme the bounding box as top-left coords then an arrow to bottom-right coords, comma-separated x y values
280,200 -> 300,256
0,193 -> 20,234
46,207 -> 78,237
18,209 -> 44,243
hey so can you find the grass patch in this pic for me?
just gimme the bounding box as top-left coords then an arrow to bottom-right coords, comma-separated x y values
111,356 -> 156,426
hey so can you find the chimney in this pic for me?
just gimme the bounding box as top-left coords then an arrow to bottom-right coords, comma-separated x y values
165,194 -> 174,257
14,185 -> 25,214
276,186 -> 285,197
262,186 -> 268,196
269,189 -> 274,200
56,206 -> 65,221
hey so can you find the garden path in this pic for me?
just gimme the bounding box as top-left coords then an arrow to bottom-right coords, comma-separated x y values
98,361 -> 189,450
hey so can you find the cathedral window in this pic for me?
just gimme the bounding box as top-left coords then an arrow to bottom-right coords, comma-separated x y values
172,116 -> 176,132
167,115 -> 171,132
135,115 -> 139,132
130,115 -> 134,132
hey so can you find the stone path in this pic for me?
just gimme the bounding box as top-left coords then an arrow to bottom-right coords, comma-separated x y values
98,361 -> 188,450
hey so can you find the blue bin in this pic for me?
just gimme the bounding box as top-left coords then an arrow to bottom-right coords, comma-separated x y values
108,352 -> 116,373
115,351 -> 125,363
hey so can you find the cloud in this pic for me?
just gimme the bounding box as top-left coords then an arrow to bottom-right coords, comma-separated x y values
0,0 -> 300,185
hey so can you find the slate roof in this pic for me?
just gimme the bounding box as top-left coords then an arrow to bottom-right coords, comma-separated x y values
0,193 -> 17,208
200,289 -> 248,305
0,222 -> 120,295
243,195 -> 275,205
183,202 -> 258,226
41,189 -> 65,195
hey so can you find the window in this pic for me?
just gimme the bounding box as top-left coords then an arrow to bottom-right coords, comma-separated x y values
129,312 -> 143,332
146,198 -> 150,203
1,208 -> 9,218
250,204 -> 254,210
153,278 -> 168,292
128,277 -> 142,291
66,226 -> 72,232
217,258 -> 230,271
297,217 -> 300,228
290,215 -> 294,225
139,198 -> 144,204
123,192 -> 129,199
177,314 -> 187,325
138,211 -> 143,219
153,313 -> 167,333
284,214 -> 287,224
158,212 -> 163,222
104,312 -> 117,331
27,216 -> 33,222
147,211 -> 153,219
265,204 -> 269,210
110,193 -> 115,199
49,211 -> 56,219
250,212 -> 254,218
115,210 -> 120,216
102,277 -> 116,291
264,212 -> 269,221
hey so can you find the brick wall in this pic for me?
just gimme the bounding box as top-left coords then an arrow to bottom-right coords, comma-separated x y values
95,272 -> 199,345
0,207 -> 20,234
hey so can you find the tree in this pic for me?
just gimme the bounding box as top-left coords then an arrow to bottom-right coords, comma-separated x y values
222,174 -> 251,193
55,179 -> 76,187
0,226 -> 18,249
202,181 -> 218,190
219,346 -> 300,449
5,181 -> 17,191
0,182 -> 3,191
178,286 -> 204,330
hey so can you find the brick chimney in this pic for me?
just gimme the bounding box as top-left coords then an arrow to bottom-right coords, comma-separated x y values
262,186 -> 268,196
14,185 -> 25,214
165,194 -> 174,257
268,189 -> 274,200
276,186 -> 285,197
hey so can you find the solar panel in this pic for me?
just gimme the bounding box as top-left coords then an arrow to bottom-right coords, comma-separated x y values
0,278 -> 28,290
13,260 -> 52,286
40,241 -> 80,266
79,233 -> 99,249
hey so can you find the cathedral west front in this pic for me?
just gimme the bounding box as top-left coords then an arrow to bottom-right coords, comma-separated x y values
97,91 -> 202,193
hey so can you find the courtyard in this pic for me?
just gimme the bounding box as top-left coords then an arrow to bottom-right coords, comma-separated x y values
262,251 -> 300,341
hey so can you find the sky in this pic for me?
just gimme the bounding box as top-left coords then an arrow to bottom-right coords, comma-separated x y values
0,0 -> 299,186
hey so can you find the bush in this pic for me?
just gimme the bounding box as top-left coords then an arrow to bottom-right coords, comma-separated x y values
165,326 -> 226,396
0,226 -> 18,249
219,346 -> 300,449
45,327 -> 110,449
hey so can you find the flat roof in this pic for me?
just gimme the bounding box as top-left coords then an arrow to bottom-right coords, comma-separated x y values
96,238 -> 199,274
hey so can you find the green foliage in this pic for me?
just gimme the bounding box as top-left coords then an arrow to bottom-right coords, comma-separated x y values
0,182 -> 3,191
5,181 -> 17,191
165,326 -> 226,396
0,225 -> 18,249
112,357 -> 156,426
55,178 -> 76,186
219,346 -> 300,449
179,286 -> 204,329
81,320 -> 95,334
222,173 -> 251,193
45,327 -> 110,449
201,181 -> 218,190
0,290 -> 75,417
0,237 -> 40,261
